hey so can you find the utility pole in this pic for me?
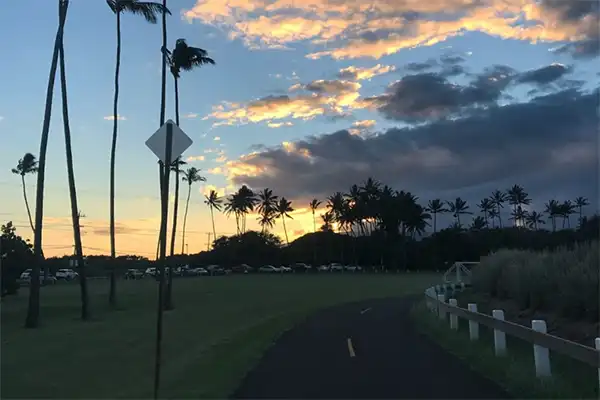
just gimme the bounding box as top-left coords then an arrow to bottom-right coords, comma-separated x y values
185,244 -> 188,254
206,232 -> 211,251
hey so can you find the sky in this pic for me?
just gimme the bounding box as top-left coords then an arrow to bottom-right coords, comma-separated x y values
0,0 -> 598,258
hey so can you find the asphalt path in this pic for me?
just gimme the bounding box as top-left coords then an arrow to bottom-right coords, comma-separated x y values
232,296 -> 510,399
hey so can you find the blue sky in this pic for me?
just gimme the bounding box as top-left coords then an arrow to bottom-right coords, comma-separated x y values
1,0 -> 598,256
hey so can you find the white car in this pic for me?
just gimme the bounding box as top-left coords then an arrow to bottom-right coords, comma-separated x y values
330,263 -> 344,272
317,265 -> 330,272
56,268 -> 79,280
345,265 -> 362,272
145,267 -> 158,277
280,266 -> 292,273
259,265 -> 280,273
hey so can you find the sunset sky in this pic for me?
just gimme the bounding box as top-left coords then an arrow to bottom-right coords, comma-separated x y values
0,0 -> 598,258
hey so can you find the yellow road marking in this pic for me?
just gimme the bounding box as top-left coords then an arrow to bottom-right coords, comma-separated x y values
347,338 -> 356,357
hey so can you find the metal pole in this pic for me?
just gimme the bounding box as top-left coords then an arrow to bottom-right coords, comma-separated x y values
153,122 -> 172,400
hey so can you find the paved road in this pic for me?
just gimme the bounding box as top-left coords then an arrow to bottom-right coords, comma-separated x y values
232,297 -> 510,399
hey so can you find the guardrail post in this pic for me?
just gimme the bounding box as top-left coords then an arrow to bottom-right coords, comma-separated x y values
437,294 -> 446,320
492,310 -> 506,356
467,303 -> 479,340
596,338 -> 600,390
448,299 -> 458,330
532,320 -> 551,378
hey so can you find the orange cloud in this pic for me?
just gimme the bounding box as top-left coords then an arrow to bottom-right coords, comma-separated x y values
186,155 -> 205,162
338,64 -> 395,80
183,0 -> 595,59
353,120 -> 376,128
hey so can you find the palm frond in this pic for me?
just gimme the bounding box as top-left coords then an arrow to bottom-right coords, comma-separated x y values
117,1 -> 171,23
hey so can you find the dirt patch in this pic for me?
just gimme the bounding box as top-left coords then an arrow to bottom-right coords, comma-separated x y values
456,291 -> 599,348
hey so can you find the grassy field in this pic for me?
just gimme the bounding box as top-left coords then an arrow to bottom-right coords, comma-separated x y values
1,273 -> 437,399
412,301 -> 598,399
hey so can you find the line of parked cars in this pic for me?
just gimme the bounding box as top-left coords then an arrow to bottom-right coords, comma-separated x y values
18,268 -> 79,286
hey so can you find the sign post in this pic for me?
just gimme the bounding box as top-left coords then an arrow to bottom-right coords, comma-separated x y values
145,119 -> 192,399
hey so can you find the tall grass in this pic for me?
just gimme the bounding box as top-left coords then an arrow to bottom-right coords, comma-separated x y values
471,241 -> 598,321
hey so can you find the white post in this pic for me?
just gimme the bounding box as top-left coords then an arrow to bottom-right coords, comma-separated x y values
437,294 -> 446,320
448,299 -> 458,330
492,309 -> 506,356
595,338 -> 600,390
532,320 -> 551,378
468,303 -> 479,340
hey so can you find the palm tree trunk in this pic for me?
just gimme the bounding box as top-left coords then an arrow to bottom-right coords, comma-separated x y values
26,0 -> 68,329
59,40 -> 89,320
210,206 -> 217,243
282,216 -> 289,244
433,212 -> 437,233
312,211 -> 316,232
21,175 -> 35,233
578,206 -> 583,228
169,160 -> 180,256
108,10 -> 121,309
181,183 -> 191,254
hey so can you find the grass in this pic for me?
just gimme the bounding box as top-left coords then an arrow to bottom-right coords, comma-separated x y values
1,273 -> 437,398
411,300 -> 599,399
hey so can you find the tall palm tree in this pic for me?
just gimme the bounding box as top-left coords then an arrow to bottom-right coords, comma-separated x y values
180,167 -> 205,253
447,197 -> 471,227
544,200 -> 560,231
162,39 -> 213,257
26,0 -> 69,329
309,199 -> 322,232
275,197 -> 294,244
204,190 -> 223,243
507,185 -> 531,226
477,198 -> 494,228
58,36 -> 89,320
574,196 -> 589,228
320,212 -> 334,231
470,216 -> 486,231
426,199 -> 447,233
490,190 -> 508,228
106,0 -> 169,309
168,159 -> 186,256
12,153 -> 38,233
559,200 -> 576,228
509,206 -> 528,228
525,211 -> 545,230
257,188 -> 278,231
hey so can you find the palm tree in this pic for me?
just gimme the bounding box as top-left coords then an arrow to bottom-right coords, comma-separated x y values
470,216 -> 486,231
447,197 -> 471,227
12,153 -> 38,233
275,197 -> 294,244
204,190 -> 223,244
509,206 -> 528,228
574,196 -> 589,228
58,36 -> 89,319
257,188 -> 278,231
106,0 -> 169,308
320,212 -> 334,231
180,167 -> 205,253
169,159 -> 186,256
309,199 -> 321,232
558,200 -> 576,228
26,0 -> 69,329
477,198 -> 494,228
507,185 -> 531,226
426,199 -> 447,233
525,211 -> 545,230
162,39 -> 213,257
544,200 -> 560,231
490,190 -> 508,228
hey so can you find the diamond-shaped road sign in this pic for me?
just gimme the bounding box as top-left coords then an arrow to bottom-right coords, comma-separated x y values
145,119 -> 193,163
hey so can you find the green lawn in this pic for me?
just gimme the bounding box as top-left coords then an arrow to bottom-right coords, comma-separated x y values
2,273 -> 437,399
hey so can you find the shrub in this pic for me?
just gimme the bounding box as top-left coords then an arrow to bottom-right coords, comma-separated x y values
471,241 -> 598,321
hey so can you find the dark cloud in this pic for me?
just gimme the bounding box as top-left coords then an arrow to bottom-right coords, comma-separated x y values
404,59 -> 438,72
230,88 -> 598,214
304,79 -> 359,94
541,0 -> 599,22
517,63 -> 571,85
440,54 -> 466,64
439,64 -> 467,77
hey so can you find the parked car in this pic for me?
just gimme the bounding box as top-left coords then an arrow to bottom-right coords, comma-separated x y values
124,269 -> 144,280
232,264 -> 253,273
292,263 -> 312,272
55,268 -> 79,281
191,267 -> 209,276
330,263 -> 344,272
206,265 -> 226,276
259,265 -> 280,273
347,265 -> 362,272
317,265 -> 330,272
280,265 -> 292,273
19,270 -> 57,285
145,267 -> 158,277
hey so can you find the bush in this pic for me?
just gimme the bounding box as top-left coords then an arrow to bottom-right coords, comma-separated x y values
471,241 -> 598,321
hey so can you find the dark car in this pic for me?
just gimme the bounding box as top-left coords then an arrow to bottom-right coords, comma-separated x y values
124,269 -> 144,280
232,264 -> 253,274
206,265 -> 226,276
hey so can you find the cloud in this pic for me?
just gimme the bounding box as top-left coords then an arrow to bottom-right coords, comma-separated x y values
103,115 -> 127,121
186,155 -> 205,162
206,79 -> 365,126
184,0 -> 600,60
92,223 -> 139,236
215,154 -> 228,163
201,184 -> 226,197
267,121 -> 293,128
353,120 -> 376,128
337,64 -> 396,81
221,88 -> 598,209
516,63 -> 571,86
184,113 -> 199,119
214,136 -> 221,141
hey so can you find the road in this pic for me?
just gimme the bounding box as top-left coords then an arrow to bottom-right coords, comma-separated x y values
232,297 -> 510,399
